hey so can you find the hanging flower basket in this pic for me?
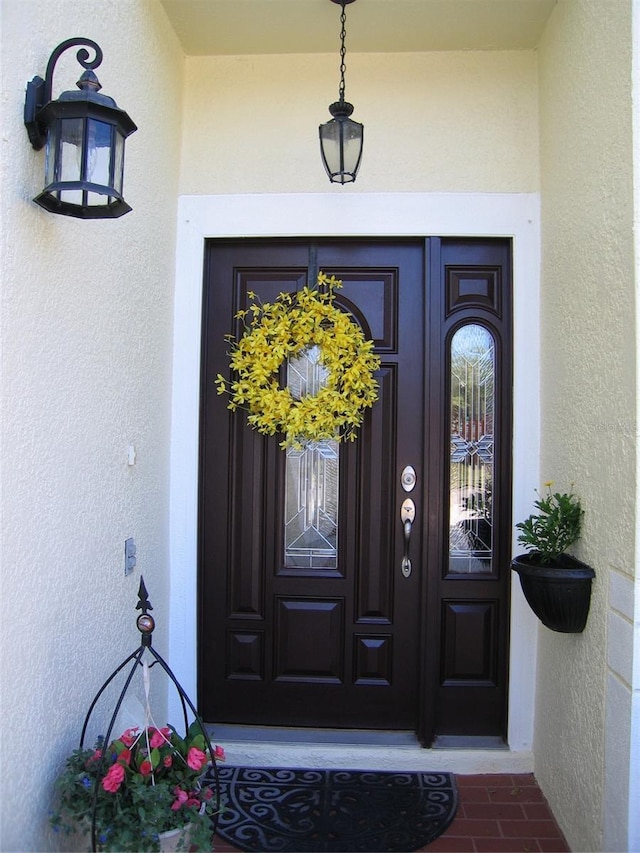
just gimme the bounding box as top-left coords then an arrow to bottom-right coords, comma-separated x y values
48,579 -> 224,853
216,273 -> 380,448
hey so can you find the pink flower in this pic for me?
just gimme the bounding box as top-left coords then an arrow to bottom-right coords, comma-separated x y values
163,755 -> 173,768
117,749 -> 131,766
120,728 -> 139,747
171,787 -> 188,811
186,746 -> 207,771
202,787 -> 214,801
87,749 -> 102,764
214,745 -> 226,762
102,763 -> 125,793
185,797 -> 200,808
150,727 -> 171,749
139,759 -> 153,776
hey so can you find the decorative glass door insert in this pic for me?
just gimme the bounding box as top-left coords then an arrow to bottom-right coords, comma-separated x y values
449,324 -> 495,574
284,345 -> 339,570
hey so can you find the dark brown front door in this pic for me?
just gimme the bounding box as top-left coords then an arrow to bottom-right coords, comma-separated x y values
199,237 -> 512,745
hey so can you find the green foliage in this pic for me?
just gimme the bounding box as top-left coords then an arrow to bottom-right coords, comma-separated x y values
49,724 -> 224,852
515,483 -> 584,565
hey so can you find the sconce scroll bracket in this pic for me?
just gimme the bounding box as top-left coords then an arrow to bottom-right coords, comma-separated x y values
25,37 -> 103,150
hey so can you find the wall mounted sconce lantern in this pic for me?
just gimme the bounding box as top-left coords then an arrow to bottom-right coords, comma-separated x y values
24,38 -> 137,219
319,0 -> 363,184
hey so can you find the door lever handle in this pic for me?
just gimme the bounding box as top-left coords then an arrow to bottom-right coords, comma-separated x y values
400,498 -> 416,578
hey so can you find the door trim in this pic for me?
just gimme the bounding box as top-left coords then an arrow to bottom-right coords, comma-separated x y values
168,192 -> 541,755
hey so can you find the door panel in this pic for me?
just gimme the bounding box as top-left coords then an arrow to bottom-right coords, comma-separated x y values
199,236 -> 512,744
425,238 -> 512,741
200,240 -> 425,731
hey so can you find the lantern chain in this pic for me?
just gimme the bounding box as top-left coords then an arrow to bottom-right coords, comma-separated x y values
338,2 -> 347,102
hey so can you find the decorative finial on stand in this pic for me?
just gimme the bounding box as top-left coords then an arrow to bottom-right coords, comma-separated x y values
135,576 -> 155,646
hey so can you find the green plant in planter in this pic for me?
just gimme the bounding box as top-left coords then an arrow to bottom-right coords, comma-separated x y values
50,721 -> 225,852
512,482 -> 593,633
515,482 -> 584,564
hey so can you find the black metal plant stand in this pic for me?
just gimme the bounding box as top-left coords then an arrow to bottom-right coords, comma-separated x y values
79,577 -> 221,851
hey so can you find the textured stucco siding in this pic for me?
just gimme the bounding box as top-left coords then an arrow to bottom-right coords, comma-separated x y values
537,1 -> 636,850
179,50 -> 539,195
2,0 -> 639,850
0,0 -> 184,850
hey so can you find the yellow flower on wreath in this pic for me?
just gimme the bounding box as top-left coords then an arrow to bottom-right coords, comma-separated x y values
216,273 -> 381,448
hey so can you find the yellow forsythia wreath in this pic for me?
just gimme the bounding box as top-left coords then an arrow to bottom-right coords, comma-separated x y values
216,273 -> 380,448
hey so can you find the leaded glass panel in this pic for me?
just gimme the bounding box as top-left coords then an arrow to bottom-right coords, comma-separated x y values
284,346 -> 339,570
449,324 -> 494,573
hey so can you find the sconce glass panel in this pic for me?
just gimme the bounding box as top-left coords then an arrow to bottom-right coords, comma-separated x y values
113,131 -> 125,196
86,119 -> 114,199
44,121 -> 58,188
58,117 -> 85,207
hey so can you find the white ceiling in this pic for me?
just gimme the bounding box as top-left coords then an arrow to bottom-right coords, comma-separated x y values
160,0 -> 557,56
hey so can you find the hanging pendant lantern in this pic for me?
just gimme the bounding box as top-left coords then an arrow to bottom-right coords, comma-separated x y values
319,0 -> 363,184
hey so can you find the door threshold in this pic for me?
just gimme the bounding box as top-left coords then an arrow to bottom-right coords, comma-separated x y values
208,724 -> 420,747
206,725 -> 533,774
432,735 -> 508,750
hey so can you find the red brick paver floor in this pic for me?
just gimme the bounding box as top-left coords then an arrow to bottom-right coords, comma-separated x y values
214,773 -> 570,853
424,774 -> 570,852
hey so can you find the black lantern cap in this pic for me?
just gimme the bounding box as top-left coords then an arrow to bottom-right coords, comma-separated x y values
328,100 -> 355,118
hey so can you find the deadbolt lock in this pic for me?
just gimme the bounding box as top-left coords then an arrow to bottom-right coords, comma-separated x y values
400,465 -> 416,492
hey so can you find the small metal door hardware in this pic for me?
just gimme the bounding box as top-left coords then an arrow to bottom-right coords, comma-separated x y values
400,465 -> 416,492
400,498 -> 415,577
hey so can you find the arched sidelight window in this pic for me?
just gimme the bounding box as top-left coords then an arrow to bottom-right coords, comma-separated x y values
448,324 -> 495,574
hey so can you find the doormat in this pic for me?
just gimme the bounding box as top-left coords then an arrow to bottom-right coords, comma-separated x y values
213,766 -> 458,852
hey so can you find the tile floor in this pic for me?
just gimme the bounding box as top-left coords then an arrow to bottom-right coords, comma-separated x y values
213,773 -> 570,853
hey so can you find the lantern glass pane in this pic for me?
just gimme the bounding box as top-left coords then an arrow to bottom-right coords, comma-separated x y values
59,118 -> 84,182
86,120 -> 113,204
342,123 -> 363,168
59,117 -> 84,206
320,120 -> 342,174
113,131 -> 125,195
44,121 -> 59,187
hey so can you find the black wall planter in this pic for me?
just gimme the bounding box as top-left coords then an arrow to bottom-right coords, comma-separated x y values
511,553 -> 595,633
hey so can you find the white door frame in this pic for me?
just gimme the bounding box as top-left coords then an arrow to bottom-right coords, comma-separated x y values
168,192 -> 541,768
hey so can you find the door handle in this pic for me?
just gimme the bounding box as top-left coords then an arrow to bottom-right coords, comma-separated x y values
400,498 -> 415,578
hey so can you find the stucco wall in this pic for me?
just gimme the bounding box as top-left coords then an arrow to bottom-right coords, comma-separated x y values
179,50 -> 539,194
0,0 -> 184,850
631,5 -> 640,849
537,1 -> 635,850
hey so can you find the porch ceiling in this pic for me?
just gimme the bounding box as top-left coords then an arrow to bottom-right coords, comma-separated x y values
160,0 -> 557,56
